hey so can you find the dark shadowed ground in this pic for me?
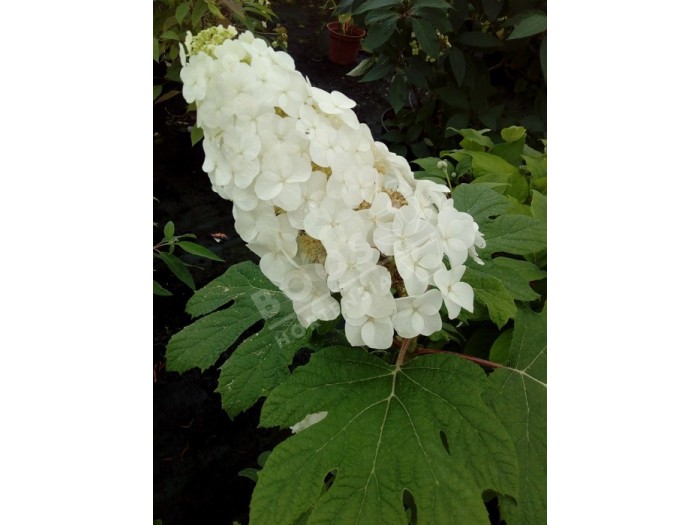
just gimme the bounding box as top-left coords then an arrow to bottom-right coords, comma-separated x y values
153,2 -> 390,523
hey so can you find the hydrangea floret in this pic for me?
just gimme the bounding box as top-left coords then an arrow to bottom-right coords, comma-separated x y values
179,27 -> 486,349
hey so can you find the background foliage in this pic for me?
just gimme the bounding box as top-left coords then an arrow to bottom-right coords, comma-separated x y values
153,218 -> 224,296
337,0 -> 546,158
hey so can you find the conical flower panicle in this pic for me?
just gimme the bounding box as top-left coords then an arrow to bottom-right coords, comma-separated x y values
180,27 -> 486,348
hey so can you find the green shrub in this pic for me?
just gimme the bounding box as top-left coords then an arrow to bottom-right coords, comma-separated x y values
338,0 -> 546,157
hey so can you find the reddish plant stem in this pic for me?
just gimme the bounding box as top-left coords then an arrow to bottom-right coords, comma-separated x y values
414,347 -> 503,369
395,337 -> 413,367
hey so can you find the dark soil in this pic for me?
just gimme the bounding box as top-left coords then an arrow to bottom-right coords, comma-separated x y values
274,0 -> 390,139
153,2 -> 391,524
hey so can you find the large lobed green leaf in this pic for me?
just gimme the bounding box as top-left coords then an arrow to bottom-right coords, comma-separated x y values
166,261 -> 313,418
185,260 -> 280,318
463,271 -> 516,329
216,307 -> 312,419
463,256 -> 545,328
166,301 -> 262,373
469,257 -> 545,302
453,178 -> 546,327
485,307 -> 547,524
451,182 -> 510,224
530,190 -> 547,222
251,347 -> 519,525
166,262 -> 284,372
480,214 -> 546,256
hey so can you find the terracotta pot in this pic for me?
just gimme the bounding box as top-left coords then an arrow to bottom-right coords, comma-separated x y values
326,21 -> 366,66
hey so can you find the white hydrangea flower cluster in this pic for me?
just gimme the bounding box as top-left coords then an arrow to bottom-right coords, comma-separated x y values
180,27 -> 486,349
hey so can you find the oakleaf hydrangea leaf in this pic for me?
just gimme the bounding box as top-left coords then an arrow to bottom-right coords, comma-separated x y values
165,301 -> 263,373
485,307 -> 547,524
251,347 -> 519,525
167,262 -> 311,418
166,262 -> 287,372
467,257 -> 545,302
463,271 -> 517,328
216,309 -> 312,419
530,190 -> 547,222
185,260 -> 280,318
480,214 -> 547,256
451,182 -> 510,224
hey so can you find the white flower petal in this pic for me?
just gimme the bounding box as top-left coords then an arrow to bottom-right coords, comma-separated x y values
360,317 -> 394,349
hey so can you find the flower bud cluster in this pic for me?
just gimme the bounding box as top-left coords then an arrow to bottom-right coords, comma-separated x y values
180,27 -> 485,349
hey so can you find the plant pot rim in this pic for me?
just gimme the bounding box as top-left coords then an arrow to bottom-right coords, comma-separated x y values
326,21 -> 366,39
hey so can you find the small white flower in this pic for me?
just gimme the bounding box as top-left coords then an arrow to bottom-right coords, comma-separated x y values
201,135 -> 232,190
220,126 -> 261,187
436,206 -> 477,268
324,234 -> 379,292
254,150 -> 311,203
339,266 -> 392,318
358,191 -> 396,245
309,88 -> 360,129
214,37 -> 248,64
326,155 -> 378,208
291,264 -> 340,326
286,171 -> 327,229
372,141 -> 415,194
247,213 -> 298,260
309,121 -> 343,167
232,202 -> 276,243
310,87 -> 356,115
392,289 -> 443,338
250,53 -> 291,106
180,52 -> 215,102
374,204 -> 433,256
344,314 -> 395,349
407,179 -> 450,221
394,240 -> 442,296
281,266 -> 316,302
303,198 -> 356,242
224,181 -> 259,210
433,265 -> 475,319
278,74 -> 310,118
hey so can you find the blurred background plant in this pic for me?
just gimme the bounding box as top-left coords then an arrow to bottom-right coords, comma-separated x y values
153,216 -> 224,296
336,12 -> 356,33
336,0 -> 546,158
